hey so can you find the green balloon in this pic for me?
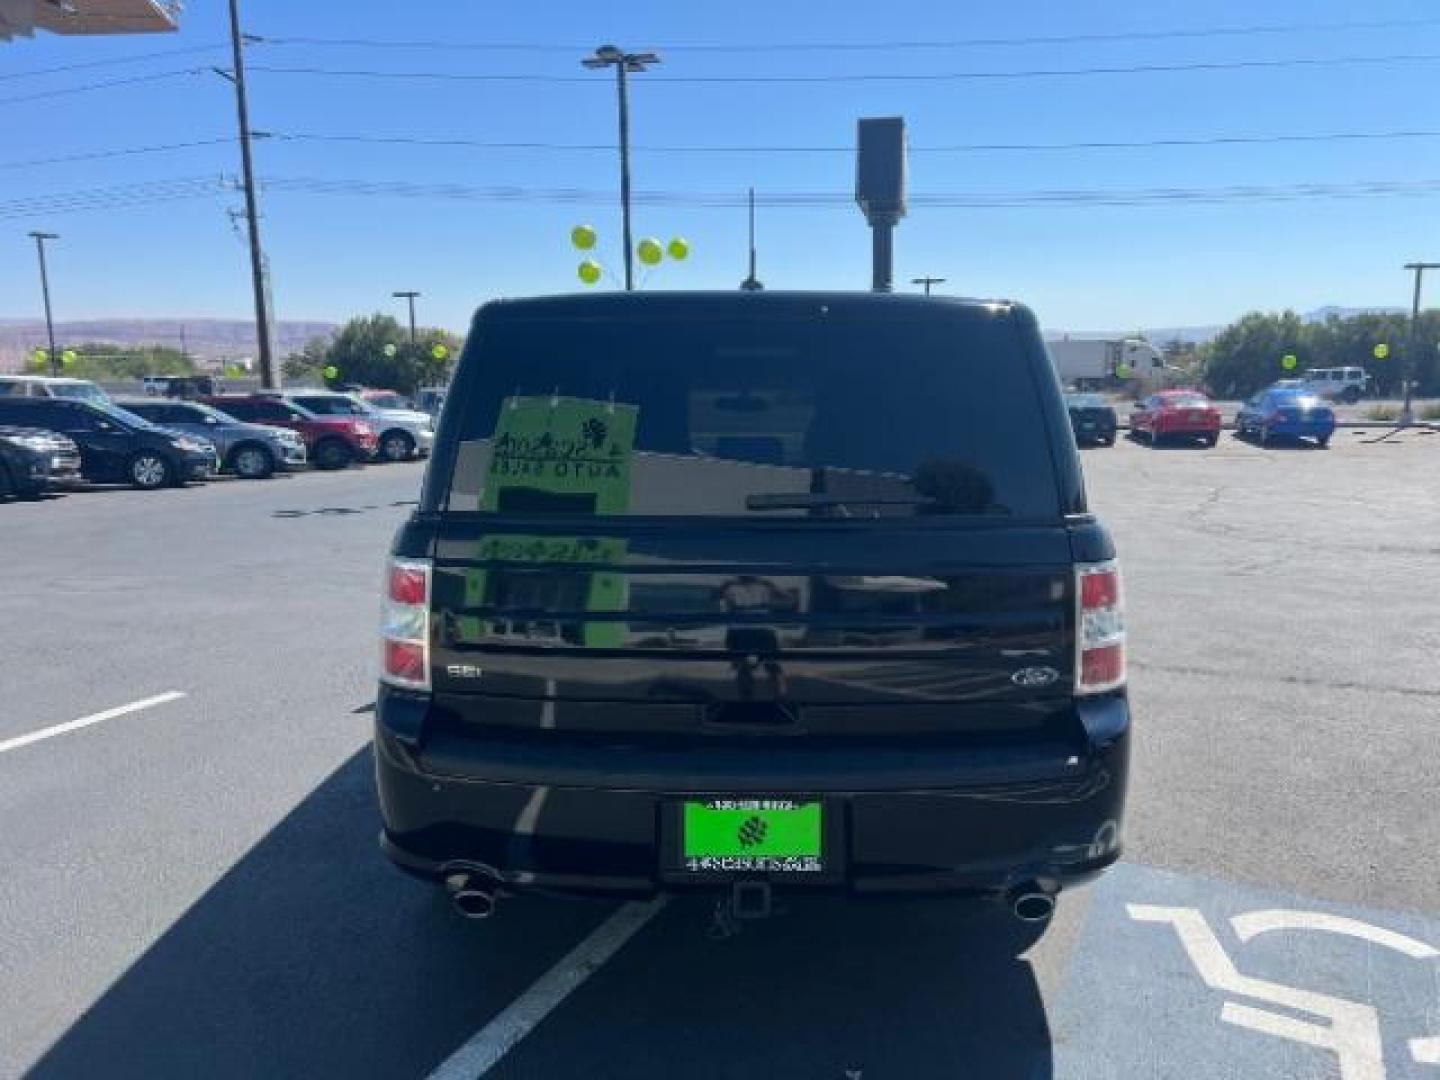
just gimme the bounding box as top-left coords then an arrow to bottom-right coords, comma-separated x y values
571,224 -> 597,251
636,238 -> 663,266
61,350 -> 77,366
578,260 -> 602,285
382,343 -> 398,358
666,237 -> 690,261
323,365 -> 339,380
1115,363 -> 1133,380
430,343 -> 449,360
1281,354 -> 1298,371
1373,343 -> 1390,360
32,347 -> 46,362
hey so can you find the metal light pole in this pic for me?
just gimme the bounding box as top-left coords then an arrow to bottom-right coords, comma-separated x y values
225,0 -> 275,388
912,276 -> 946,296
393,290 -> 420,343
1402,262 -> 1438,425
28,232 -> 60,375
582,45 -> 660,292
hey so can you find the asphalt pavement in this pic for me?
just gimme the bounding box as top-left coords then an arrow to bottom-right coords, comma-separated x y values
1,431 -> 1437,1079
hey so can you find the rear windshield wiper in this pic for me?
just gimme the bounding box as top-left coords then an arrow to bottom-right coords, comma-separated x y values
745,492 -> 935,511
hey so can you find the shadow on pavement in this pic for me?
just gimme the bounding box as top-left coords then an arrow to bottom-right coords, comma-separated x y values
495,893 -> 1054,1080
27,748 -> 613,1080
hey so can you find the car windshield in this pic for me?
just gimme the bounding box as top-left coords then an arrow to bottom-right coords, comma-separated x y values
364,392 -> 408,410
1066,394 -> 1107,408
47,382 -> 108,404
91,401 -> 162,431
296,395 -> 369,416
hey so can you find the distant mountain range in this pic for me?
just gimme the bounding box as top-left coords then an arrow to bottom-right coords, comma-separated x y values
0,318 -> 340,371
1048,306 -> 1411,347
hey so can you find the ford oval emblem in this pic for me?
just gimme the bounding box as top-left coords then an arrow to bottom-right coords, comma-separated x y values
1011,666 -> 1060,688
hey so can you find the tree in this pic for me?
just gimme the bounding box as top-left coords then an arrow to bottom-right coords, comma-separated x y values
28,342 -> 195,380
317,314 -> 461,395
1200,311 -> 1307,398
282,336 -> 330,383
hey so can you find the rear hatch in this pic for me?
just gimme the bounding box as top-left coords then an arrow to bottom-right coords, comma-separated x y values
425,295 -> 1080,740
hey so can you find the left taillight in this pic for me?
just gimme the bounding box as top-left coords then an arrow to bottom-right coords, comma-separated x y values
1076,561 -> 1125,695
382,556 -> 431,690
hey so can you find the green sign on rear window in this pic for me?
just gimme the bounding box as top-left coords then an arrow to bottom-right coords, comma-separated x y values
682,800 -> 823,873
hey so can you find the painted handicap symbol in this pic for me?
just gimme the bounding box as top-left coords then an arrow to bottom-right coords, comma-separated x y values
1129,904 -> 1440,1080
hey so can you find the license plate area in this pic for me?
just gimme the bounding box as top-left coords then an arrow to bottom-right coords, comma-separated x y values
660,797 -> 842,883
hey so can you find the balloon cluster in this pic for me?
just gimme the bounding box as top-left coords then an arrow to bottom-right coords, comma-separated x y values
570,224 -> 689,285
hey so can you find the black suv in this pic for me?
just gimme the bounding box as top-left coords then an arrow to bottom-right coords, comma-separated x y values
0,397 -> 216,489
375,292 -> 1129,927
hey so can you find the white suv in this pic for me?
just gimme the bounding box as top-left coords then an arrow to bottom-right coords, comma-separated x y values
0,375 -> 109,404
1300,367 -> 1369,404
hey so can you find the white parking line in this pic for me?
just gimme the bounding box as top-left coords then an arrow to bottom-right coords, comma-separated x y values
0,691 -> 186,756
427,896 -> 668,1079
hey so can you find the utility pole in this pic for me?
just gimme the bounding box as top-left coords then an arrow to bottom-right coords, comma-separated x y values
582,45 -> 660,292
225,0 -> 275,388
911,276 -> 946,296
740,187 -> 763,291
393,291 -> 420,344
1402,262 -> 1438,425
28,231 -> 59,375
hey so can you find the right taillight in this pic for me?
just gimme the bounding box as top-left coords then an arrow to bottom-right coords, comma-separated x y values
381,556 -> 431,691
1076,561 -> 1125,694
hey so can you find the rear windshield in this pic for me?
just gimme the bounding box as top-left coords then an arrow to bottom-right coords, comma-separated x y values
1066,394 -> 1108,408
1165,393 -> 1210,408
441,308 -> 1062,519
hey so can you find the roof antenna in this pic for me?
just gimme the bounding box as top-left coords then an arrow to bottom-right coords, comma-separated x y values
739,187 -> 763,291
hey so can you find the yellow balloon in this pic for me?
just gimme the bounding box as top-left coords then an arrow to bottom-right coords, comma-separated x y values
323,365 -> 339,380
637,238 -> 663,266
667,237 -> 689,261
431,344 -> 449,360
1373,343 -> 1390,360
571,224 -> 597,251
383,343 -> 398,357
1281,354 -> 1298,371
61,350 -> 77,366
578,260 -> 602,285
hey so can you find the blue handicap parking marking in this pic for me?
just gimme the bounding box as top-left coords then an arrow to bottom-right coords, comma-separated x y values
1052,863 -> 1440,1080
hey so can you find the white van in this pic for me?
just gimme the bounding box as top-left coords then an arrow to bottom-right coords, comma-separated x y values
1300,367 -> 1369,403
0,375 -> 109,404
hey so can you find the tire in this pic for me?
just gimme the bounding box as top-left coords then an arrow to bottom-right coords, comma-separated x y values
1317,436 -> 1331,449
1100,434 -> 1116,447
0,462 -> 13,500
313,438 -> 354,471
229,442 -> 275,480
379,429 -> 415,463
129,451 -> 175,490
1203,433 -> 1218,448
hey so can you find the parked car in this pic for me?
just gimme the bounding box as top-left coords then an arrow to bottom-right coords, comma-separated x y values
201,394 -> 378,469
0,428 -> 56,500
1236,389 -> 1336,448
0,375 -> 109,404
0,426 -> 82,496
375,292 -> 1130,929
119,398 -> 307,479
1064,393 -> 1118,446
141,375 -> 217,399
1299,366 -> 1369,404
0,397 -> 217,488
1129,390 -> 1221,446
358,389 -> 412,411
281,389 -> 434,463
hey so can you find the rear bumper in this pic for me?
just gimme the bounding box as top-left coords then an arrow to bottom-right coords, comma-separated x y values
374,690 -> 1130,898
1266,421 -> 1335,439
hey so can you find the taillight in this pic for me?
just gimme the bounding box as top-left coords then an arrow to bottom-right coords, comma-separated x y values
382,556 -> 431,690
1076,561 -> 1125,695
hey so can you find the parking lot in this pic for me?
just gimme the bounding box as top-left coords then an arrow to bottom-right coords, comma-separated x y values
2,430 -> 1438,1080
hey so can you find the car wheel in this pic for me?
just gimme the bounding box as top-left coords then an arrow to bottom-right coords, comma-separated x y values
380,430 -> 415,463
229,443 -> 276,480
1317,436 -> 1331,449
129,451 -> 174,490
313,438 -> 354,470
1203,433 -> 1218,448
0,462 -> 13,500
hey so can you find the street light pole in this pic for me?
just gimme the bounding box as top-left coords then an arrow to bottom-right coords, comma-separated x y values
582,45 -> 660,292
226,0 -> 276,388
393,290 -> 420,344
911,276 -> 946,296
28,231 -> 59,375
1402,262 -> 1438,425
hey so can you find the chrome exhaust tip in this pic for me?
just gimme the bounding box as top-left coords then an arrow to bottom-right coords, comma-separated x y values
1008,884 -> 1057,923
444,867 -> 501,920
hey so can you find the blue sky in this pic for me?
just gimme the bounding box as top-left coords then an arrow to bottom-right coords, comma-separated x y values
3,0 -> 1439,335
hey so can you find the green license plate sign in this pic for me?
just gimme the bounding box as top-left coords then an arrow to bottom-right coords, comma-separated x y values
681,800 -> 823,873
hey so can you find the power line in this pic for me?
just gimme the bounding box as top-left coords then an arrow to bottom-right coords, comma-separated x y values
0,138 -> 234,171
267,128 -> 1440,155
245,52 -> 1440,85
260,16 -> 1440,54
0,69 -> 199,107
0,43 -> 225,81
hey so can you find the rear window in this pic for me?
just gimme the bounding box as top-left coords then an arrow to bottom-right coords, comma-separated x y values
442,307 -> 1062,519
1066,394 -> 1108,408
1165,393 -> 1210,408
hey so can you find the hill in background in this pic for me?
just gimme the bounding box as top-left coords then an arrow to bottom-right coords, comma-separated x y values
0,318 -> 339,371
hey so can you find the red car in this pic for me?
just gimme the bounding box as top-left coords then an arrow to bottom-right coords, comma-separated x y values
201,394 -> 378,469
1129,390 -> 1221,447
